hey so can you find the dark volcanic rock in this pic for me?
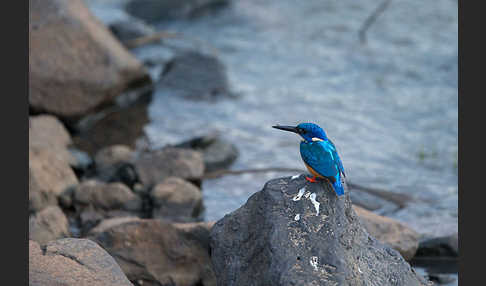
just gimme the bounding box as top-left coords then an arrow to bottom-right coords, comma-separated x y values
354,205 -> 420,261
29,206 -> 70,246
29,238 -> 132,286
151,177 -> 203,221
125,0 -> 230,23
175,133 -> 239,172
134,147 -> 204,187
158,51 -> 234,100
29,0 -> 150,121
89,219 -> 216,286
210,176 -> 429,286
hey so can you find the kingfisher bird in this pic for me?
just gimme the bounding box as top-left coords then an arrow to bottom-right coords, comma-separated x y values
273,123 -> 346,196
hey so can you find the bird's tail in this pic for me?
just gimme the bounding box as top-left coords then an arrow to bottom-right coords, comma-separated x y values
332,175 -> 345,196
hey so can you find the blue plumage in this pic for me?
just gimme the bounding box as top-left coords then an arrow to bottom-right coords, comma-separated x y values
273,123 -> 346,196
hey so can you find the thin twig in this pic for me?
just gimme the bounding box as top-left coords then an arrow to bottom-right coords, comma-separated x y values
124,31 -> 221,57
358,0 -> 392,44
124,31 -> 179,49
201,167 -> 303,179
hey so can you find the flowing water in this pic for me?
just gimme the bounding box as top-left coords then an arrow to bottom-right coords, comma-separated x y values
87,0 -> 458,238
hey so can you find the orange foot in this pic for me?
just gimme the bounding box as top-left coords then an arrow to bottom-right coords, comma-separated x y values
305,176 -> 317,183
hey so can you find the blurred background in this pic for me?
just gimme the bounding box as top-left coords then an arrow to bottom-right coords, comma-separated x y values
85,0 -> 457,233
30,0 -> 458,284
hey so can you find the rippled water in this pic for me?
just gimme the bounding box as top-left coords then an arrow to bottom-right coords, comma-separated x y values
87,0 -> 457,238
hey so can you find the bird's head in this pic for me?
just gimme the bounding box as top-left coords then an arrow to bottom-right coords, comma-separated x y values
272,122 -> 328,142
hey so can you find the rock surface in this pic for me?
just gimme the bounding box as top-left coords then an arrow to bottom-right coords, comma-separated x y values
29,147 -> 79,213
175,133 -> 239,172
353,205 -> 420,261
29,114 -> 78,168
74,180 -> 142,212
151,177 -> 203,221
94,145 -> 135,181
89,219 -> 216,286
158,51 -> 234,100
125,0 -> 230,23
29,238 -> 133,286
415,233 -> 459,258
73,96 -> 151,155
29,206 -> 70,246
134,147 -> 204,187
72,180 -> 143,233
29,0 -> 150,120
210,176 -> 429,286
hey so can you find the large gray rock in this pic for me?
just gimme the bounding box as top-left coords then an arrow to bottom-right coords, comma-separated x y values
29,239 -> 133,286
151,177 -> 203,221
29,206 -> 70,246
134,147 -> 204,187
210,176 -> 429,286
29,0 -> 150,120
158,51 -> 234,101
125,0 -> 230,23
89,219 -> 216,286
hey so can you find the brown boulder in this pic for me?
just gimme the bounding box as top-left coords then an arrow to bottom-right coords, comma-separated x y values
29,206 -> 70,246
29,239 -> 133,286
72,95 -> 151,155
29,147 -> 79,213
73,180 -> 143,233
74,180 -> 142,212
354,205 -> 420,261
29,0 -> 150,120
29,115 -> 72,150
89,219 -> 216,286
151,177 -> 203,221
134,147 -> 205,187
88,217 -> 141,236
94,145 -> 135,181
29,114 -> 77,166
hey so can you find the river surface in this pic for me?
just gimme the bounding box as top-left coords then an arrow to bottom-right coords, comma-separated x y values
87,0 -> 458,239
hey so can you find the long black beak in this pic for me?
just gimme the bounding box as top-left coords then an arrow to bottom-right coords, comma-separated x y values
272,125 -> 299,134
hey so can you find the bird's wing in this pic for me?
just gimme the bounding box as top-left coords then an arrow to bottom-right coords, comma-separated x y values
328,139 -> 346,177
300,141 -> 339,178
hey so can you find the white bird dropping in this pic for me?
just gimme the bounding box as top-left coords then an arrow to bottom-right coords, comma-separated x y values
294,214 -> 300,221
292,187 -> 306,201
309,193 -> 320,216
310,256 -> 318,271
